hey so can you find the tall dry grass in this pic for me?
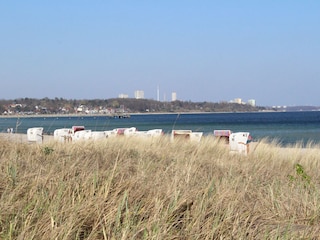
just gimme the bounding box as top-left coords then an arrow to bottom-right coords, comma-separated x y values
1,136 -> 320,239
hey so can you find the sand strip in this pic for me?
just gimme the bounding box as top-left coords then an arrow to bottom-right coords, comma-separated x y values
0,133 -> 54,144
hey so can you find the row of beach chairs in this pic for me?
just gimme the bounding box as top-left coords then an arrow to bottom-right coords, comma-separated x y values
26,126 -> 251,155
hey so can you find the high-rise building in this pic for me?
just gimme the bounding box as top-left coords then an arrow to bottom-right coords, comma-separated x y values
171,92 -> 177,101
247,99 -> 256,107
134,90 -> 144,99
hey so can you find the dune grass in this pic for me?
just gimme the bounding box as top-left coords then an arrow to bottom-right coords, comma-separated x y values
1,136 -> 320,239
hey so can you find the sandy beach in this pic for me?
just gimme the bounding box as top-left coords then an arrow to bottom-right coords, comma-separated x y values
0,132 -> 54,144
1,132 -> 318,159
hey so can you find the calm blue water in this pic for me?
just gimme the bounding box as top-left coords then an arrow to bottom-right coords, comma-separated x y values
1,111 -> 320,145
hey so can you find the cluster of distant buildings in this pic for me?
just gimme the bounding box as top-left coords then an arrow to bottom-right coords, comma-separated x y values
118,90 -> 178,102
230,98 -> 256,107
119,91 -> 256,107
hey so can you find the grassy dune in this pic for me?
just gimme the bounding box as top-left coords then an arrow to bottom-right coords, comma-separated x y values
1,136 -> 320,239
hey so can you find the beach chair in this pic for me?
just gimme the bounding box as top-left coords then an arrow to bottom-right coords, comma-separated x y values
229,132 -> 251,155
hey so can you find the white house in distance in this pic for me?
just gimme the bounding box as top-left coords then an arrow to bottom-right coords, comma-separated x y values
118,93 -> 129,99
134,90 -> 144,99
233,98 -> 243,104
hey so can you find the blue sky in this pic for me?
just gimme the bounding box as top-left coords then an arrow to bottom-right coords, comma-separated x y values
0,1 -> 319,106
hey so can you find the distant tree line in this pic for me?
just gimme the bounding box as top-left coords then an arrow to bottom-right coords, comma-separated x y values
0,97 -> 265,115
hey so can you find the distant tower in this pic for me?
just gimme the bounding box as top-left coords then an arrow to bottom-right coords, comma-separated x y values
171,92 -> 177,101
157,85 -> 160,101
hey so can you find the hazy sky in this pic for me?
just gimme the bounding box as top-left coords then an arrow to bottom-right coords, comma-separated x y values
1,1 -> 319,106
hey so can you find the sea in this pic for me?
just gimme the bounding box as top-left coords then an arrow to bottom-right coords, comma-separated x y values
1,111 -> 320,146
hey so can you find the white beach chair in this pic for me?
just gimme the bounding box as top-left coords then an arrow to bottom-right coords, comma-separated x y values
229,132 -> 251,155
27,127 -> 44,144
